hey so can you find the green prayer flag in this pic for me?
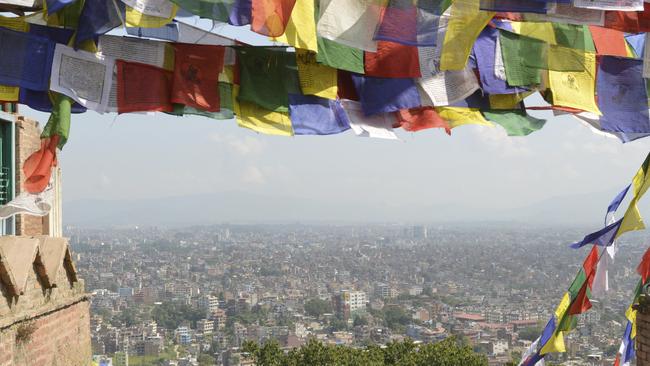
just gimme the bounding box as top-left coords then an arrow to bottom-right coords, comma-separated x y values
41,93 -> 71,149
168,0 -> 234,22
236,47 -> 300,113
482,110 -> 546,136
553,24 -> 596,53
316,37 -> 365,74
499,31 -> 543,86
567,269 -> 587,300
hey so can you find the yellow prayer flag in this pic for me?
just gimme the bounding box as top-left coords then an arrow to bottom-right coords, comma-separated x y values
626,305 -> 637,338
219,65 -> 235,84
435,107 -> 493,129
617,154 -> 650,238
233,86 -> 294,136
0,15 -> 28,32
440,0 -> 494,71
0,85 -> 18,102
296,49 -> 338,100
540,331 -> 566,355
489,92 -> 533,110
125,5 -> 177,28
274,0 -> 318,52
554,292 -> 571,319
511,21 -> 557,45
548,49 -> 600,115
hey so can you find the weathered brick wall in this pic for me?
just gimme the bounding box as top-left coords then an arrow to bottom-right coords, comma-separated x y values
0,237 -> 90,366
0,300 -> 91,366
14,116 -> 49,236
637,296 -> 650,366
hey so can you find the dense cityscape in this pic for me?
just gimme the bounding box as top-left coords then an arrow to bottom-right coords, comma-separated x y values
77,223 -> 648,366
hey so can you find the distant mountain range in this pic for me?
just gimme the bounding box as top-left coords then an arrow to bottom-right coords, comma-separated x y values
63,188 -> 647,227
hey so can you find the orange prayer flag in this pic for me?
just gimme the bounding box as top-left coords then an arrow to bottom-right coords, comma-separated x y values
172,44 -> 225,112
251,0 -> 296,37
637,247 -> 650,283
395,107 -> 451,133
23,135 -> 59,194
588,26 -> 628,57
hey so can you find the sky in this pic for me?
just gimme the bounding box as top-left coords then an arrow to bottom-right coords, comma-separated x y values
20,99 -> 650,220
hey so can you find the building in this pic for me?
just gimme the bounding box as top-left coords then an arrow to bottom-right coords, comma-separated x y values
0,112 -> 89,366
197,319 -> 214,335
333,290 -> 367,319
375,283 -> 398,299
198,294 -> 220,314
175,326 -> 192,345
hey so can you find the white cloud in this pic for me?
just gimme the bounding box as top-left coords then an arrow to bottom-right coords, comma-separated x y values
209,133 -> 266,155
241,166 -> 266,185
469,126 -> 532,157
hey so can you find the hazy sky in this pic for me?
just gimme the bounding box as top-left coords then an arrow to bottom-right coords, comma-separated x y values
20,98 -> 650,216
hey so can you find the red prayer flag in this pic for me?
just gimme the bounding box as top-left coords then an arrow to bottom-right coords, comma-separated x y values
364,41 -> 421,78
337,70 -> 359,101
117,60 -> 174,114
589,26 -> 628,57
395,107 -> 451,133
604,4 -> 650,33
637,247 -> 650,283
251,0 -> 296,37
23,135 -> 59,194
172,44 -> 225,112
568,281 -> 592,315
583,245 -> 600,281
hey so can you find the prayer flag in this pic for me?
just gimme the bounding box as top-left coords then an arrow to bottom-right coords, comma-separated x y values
341,100 -> 399,140
233,85 -> 294,136
316,0 -> 383,52
116,60 -> 174,113
274,0 -> 317,52
23,135 -> 59,194
236,47 -> 300,113
440,0 -> 494,71
374,0 -> 442,47
394,107 -> 450,132
250,0 -> 296,37
482,110 -> 546,136
171,44 -> 225,112
351,74 -> 421,116
296,49 -> 338,100
76,0 -> 125,47
316,37 -> 365,74
364,41 -> 421,78
0,27 -> 54,91
288,94 -> 350,135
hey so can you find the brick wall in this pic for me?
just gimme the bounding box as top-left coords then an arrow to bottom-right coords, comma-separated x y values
637,296 -> 650,366
14,116 -> 49,236
0,237 -> 90,366
0,300 -> 91,366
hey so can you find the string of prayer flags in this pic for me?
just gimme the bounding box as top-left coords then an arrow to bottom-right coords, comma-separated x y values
520,245 -> 601,365
8,0 -> 650,201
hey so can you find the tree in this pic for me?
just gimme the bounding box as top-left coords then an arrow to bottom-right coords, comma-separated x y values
304,298 -> 332,318
198,353 -> 216,366
353,315 -> 368,327
383,306 -> 411,330
518,325 -> 543,341
242,337 -> 487,366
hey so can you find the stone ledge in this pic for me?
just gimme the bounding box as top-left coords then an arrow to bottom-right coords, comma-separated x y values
0,293 -> 90,330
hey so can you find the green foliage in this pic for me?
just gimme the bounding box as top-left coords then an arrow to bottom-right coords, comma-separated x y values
329,317 -> 349,331
383,306 -> 411,330
518,326 -> 542,342
304,298 -> 333,318
198,353 -> 216,366
353,315 -> 368,327
242,338 -> 487,366
151,301 -> 205,329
